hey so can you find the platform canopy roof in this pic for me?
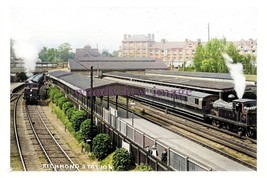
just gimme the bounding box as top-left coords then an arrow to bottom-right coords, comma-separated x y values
47,70 -> 145,97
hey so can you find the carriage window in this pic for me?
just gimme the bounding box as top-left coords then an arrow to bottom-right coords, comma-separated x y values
195,98 -> 199,105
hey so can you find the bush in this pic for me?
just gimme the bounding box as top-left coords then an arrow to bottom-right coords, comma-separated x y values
112,148 -> 134,171
135,163 -> 153,171
80,119 -> 97,142
93,134 -> 112,160
48,87 -> 60,99
66,107 -> 77,120
57,96 -> 68,109
62,102 -> 74,114
53,92 -> 64,104
70,110 -> 87,132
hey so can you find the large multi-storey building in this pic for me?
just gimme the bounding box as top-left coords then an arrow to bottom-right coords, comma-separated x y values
119,34 -> 257,68
120,34 -> 155,57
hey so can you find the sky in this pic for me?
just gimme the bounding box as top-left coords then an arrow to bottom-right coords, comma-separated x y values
8,0 -> 258,52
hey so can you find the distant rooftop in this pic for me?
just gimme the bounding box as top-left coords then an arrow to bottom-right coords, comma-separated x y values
69,57 -> 168,71
146,70 -> 232,80
122,34 -> 155,42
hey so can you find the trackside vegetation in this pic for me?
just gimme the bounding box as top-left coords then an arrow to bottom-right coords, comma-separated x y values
47,86 -> 154,171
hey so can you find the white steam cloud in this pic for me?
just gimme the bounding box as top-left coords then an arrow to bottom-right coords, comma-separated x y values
222,53 -> 246,99
12,40 -> 39,76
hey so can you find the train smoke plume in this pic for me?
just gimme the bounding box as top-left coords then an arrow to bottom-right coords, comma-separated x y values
222,53 -> 246,99
12,40 -> 39,76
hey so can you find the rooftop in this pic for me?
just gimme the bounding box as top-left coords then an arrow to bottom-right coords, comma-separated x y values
103,71 -> 236,92
68,57 -> 168,71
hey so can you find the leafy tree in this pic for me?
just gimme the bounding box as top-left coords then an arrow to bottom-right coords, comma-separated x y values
101,50 -> 113,57
80,120 -> 97,142
93,133 -> 112,160
193,44 -> 204,71
112,148 -> 134,171
70,110 -> 87,132
112,50 -> 119,57
39,47 -> 48,62
47,48 -> 58,62
58,43 -> 72,61
193,38 -> 257,74
62,102 -> 74,114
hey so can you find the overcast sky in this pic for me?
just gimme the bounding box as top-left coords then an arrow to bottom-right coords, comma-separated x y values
9,0 -> 258,52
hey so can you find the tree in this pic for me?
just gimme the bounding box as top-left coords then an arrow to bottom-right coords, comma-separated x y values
80,119 -> 97,142
92,133 -> 112,160
58,43 -> 72,61
193,44 -> 204,71
101,50 -> 113,57
39,47 -> 48,62
112,148 -> 134,171
112,50 -> 119,57
193,38 -> 257,74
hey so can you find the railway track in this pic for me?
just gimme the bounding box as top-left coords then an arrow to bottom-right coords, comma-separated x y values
108,96 -> 256,170
13,94 -> 27,171
23,104 -> 80,171
135,96 -> 256,142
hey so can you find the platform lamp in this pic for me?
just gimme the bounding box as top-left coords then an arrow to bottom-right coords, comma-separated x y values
129,101 -> 136,126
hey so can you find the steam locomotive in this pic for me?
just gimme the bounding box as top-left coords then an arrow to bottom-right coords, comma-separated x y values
207,98 -> 257,137
23,73 -> 46,103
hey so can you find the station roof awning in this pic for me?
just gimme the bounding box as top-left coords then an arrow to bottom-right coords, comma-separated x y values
47,70 -> 145,97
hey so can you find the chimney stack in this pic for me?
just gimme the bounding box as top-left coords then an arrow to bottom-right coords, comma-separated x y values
152,34 -> 155,41
124,34 -> 127,40
148,33 -> 151,40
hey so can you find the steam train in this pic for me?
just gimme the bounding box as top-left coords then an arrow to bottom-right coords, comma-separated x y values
23,73 -> 46,103
135,84 -> 257,138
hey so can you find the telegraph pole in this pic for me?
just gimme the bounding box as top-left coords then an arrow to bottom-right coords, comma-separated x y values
208,23 -> 210,42
90,66 -> 94,152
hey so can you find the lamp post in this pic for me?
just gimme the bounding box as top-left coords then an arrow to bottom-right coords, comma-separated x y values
129,101 -> 135,126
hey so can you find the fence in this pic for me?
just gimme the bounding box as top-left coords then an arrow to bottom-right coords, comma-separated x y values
100,108 -> 212,171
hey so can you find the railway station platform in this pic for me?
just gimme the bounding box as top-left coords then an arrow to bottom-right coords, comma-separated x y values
10,82 -> 24,93
102,101 -> 253,171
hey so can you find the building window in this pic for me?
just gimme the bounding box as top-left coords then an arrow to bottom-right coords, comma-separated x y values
195,98 -> 199,105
